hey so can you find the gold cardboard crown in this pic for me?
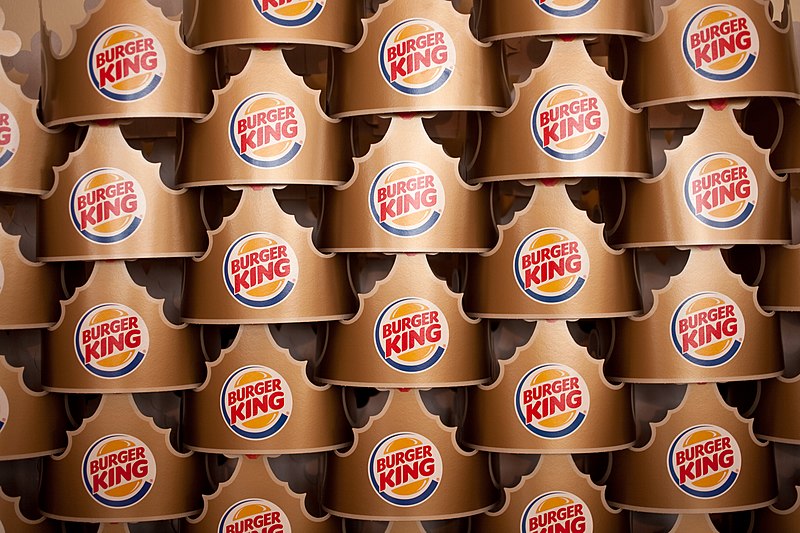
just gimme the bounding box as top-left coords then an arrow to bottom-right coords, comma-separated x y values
623,0 -> 799,107
43,260 -> 204,393
185,455 -> 340,532
756,244 -> 800,310
752,374 -> 800,444
179,47 -> 351,188
323,389 -> 497,520
41,0 -> 214,126
609,101 -> 789,247
37,124 -> 205,262
182,186 -> 357,324
464,183 -> 640,319
0,488 -> 59,533
183,0 -> 359,49
605,247 -> 782,383
40,393 -> 203,522
669,515 -> 726,532
469,38 -> 651,182
462,320 -> 635,453
755,487 -> 800,532
318,254 -> 490,387
606,383 -> 776,513
472,454 -> 628,532
328,0 -> 509,117
0,355 -> 66,460
184,324 -> 351,454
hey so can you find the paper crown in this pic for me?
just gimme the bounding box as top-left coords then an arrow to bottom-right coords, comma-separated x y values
669,515 -> 726,532
755,487 -> 800,532
0,488 -> 59,533
318,254 -> 490,388
755,244 -> 800,310
184,324 -> 351,454
323,389 -> 497,520
609,100 -> 789,247
40,393 -> 203,522
623,0 -> 800,108
327,0 -> 509,117
43,260 -> 204,393
752,374 -> 800,444
179,47 -> 351,188
472,454 -> 627,532
37,124 -> 205,262
469,38 -> 651,182
182,186 -> 357,324
185,455 -> 340,532
319,116 -> 495,252
463,320 -> 635,453
464,183 -> 640,319
606,383 -> 776,513
40,0 -> 214,126
605,247 -> 782,383
183,0 -> 359,49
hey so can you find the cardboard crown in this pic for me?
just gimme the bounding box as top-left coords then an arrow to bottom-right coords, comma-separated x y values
0,488 -> 59,533
668,515 -> 727,532
756,244 -> 800,311
742,98 -> 800,174
755,487 -> 800,532
753,374 -> 800,444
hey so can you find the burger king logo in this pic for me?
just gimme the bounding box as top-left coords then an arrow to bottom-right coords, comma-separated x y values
251,0 -> 325,27
82,434 -> 156,508
0,103 -> 19,169
220,365 -> 293,440
87,24 -> 166,101
223,232 -> 299,309
369,432 -> 443,507
0,385 -> 8,434
532,84 -> 609,161
69,168 -> 146,245
379,19 -> 456,96
369,161 -> 445,237
514,228 -> 590,304
229,92 -> 306,169
515,364 -> 590,439
219,498 -> 291,533
671,292 -> 745,368
668,424 -> 741,499
74,303 -> 149,379
534,0 -> 600,18
683,152 -> 757,229
521,491 -> 593,533
374,297 -> 449,373
682,5 -> 759,82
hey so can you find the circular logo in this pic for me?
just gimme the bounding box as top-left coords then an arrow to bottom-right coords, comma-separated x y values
229,92 -> 306,169
374,297 -> 449,373
69,168 -> 146,245
82,434 -> 156,508
668,424 -> 741,499
74,303 -> 149,379
533,0 -> 600,18
221,365 -> 293,440
515,364 -> 590,439
683,152 -> 757,229
369,432 -> 443,507
379,19 -> 456,96
514,228 -> 590,304
223,232 -> 299,309
369,161 -> 445,237
671,292 -> 745,368
251,0 -> 325,27
532,84 -> 609,161
0,385 -> 8,434
87,24 -> 166,101
0,103 -> 19,169
682,5 -> 759,82
219,498 -> 292,533
521,491 -> 594,533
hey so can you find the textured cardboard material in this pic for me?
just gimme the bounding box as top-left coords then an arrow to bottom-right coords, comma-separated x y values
757,244 -> 800,310
755,486 -> 800,531
753,374 -> 800,443
0,488 -> 59,532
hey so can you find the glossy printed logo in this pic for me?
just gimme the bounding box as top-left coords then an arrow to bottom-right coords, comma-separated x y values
70,168 -> 146,245
369,432 -> 443,507
75,303 -> 149,379
0,385 -> 7,434
252,0 -> 325,27
82,434 -> 156,508
88,24 -> 166,101
379,19 -> 456,96
684,152 -> 757,229
521,491 -> 594,533
514,228 -> 590,304
369,161 -> 445,237
219,498 -> 291,533
668,424 -> 741,499
374,297 -> 449,373
683,5 -> 759,82
223,232 -> 299,308
533,0 -> 600,18
229,92 -> 306,169
532,84 -> 608,161
0,103 -> 19,169
671,292 -> 745,368
515,364 -> 590,439
220,365 -> 292,440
